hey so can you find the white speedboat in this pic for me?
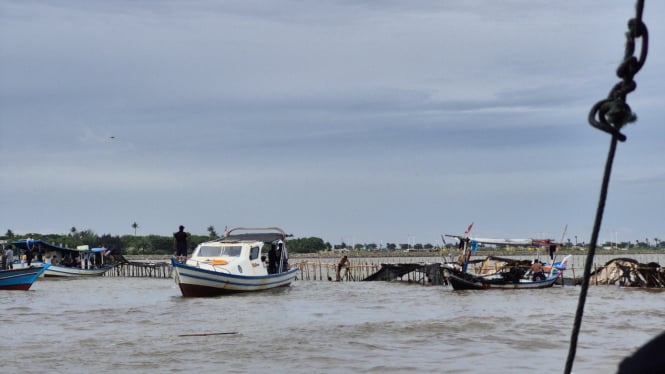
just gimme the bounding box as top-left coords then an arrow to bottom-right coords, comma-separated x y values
171,227 -> 298,297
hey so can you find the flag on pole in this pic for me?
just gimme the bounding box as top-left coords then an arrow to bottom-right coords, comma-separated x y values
464,223 -> 474,236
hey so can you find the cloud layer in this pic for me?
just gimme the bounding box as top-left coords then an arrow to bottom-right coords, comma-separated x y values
1,1 -> 663,245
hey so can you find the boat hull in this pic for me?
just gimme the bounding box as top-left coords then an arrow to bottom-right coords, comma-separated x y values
43,264 -> 114,277
449,271 -> 560,290
0,266 -> 49,291
172,258 -> 298,297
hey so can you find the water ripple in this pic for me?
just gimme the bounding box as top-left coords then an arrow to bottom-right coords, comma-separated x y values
1,277 -> 661,373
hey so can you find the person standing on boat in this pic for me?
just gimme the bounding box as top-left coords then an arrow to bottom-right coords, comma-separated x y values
173,225 -> 189,262
276,240 -> 289,272
24,246 -> 34,266
267,244 -> 277,274
530,259 -> 545,281
21,236 -> 34,266
4,245 -> 11,269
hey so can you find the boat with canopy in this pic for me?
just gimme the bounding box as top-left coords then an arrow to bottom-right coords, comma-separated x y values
444,228 -> 570,290
12,239 -> 115,277
171,226 -> 299,297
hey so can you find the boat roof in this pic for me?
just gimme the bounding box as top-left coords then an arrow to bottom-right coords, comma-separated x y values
445,235 -> 555,246
220,233 -> 285,243
215,227 -> 291,244
12,239 -> 105,252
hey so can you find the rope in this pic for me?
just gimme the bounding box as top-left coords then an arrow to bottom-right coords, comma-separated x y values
564,2 -> 648,373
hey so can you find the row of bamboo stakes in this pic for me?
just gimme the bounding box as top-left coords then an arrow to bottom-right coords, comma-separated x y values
101,259 -> 552,281
104,262 -> 172,278
101,255 -> 661,287
102,260 -> 387,281
293,260 -> 384,281
102,260 -> 390,281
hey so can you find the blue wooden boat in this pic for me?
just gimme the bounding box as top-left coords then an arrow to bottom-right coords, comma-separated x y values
0,264 -> 49,291
12,239 -> 115,277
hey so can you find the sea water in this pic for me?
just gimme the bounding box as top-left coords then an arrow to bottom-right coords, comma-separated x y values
1,275 -> 663,373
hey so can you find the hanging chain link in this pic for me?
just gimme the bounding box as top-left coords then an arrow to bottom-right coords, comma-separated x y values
588,0 -> 648,141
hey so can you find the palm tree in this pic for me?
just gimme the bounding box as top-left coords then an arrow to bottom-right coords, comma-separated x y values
131,222 -> 139,236
207,225 -> 217,238
4,229 -> 14,238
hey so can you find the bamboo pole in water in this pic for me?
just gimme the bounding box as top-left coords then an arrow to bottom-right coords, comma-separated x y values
104,263 -> 171,278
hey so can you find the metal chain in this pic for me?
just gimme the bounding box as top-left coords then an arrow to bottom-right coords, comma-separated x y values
564,1 -> 648,374
587,0 -> 648,142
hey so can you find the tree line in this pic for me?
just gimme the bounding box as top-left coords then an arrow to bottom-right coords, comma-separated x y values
2,228 -> 662,255
1,228 -> 329,255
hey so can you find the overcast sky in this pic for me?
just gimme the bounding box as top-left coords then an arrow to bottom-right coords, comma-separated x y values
1,1 -> 663,246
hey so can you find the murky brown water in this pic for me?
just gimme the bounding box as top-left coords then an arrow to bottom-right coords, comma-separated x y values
1,272 -> 662,373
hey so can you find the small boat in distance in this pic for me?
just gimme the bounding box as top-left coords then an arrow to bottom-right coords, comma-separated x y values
0,265 -> 50,291
444,229 -> 571,290
172,226 -> 299,297
12,239 -> 115,277
447,261 -> 563,290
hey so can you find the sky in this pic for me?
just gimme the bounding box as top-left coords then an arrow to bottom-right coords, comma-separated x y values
1,0 -> 663,247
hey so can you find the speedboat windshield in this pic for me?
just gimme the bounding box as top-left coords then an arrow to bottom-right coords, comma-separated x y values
222,246 -> 242,257
198,245 -> 242,257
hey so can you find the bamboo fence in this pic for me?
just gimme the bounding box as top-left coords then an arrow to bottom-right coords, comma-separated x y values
105,261 -> 172,278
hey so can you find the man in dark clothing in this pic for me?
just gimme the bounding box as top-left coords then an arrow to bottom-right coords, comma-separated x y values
277,240 -> 288,272
336,255 -> 349,281
25,248 -> 34,266
267,244 -> 277,274
173,225 -> 188,261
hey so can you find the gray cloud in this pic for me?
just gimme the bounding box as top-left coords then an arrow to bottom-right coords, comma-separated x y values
1,0 -> 663,243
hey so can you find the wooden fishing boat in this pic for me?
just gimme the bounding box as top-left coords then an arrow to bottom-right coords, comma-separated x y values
444,226 -> 571,290
172,227 -> 299,297
12,239 -> 115,277
448,268 -> 561,290
0,265 -> 49,290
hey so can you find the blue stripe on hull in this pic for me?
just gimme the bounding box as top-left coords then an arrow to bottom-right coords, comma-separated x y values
0,267 -> 48,290
172,260 -> 298,297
